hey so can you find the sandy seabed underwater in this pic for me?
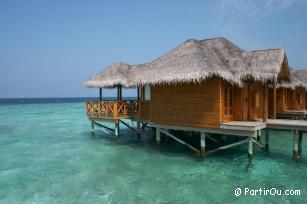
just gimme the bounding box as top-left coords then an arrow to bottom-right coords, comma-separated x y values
0,99 -> 307,204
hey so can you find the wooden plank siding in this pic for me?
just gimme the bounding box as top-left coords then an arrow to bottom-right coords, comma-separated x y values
150,78 -> 222,128
269,88 -> 286,114
294,87 -> 306,110
247,82 -> 267,121
137,77 -> 269,127
139,101 -> 151,121
268,87 -> 306,115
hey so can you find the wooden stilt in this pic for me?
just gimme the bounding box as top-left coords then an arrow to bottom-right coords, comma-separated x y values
115,120 -> 119,140
298,131 -> 303,157
91,120 -> 95,136
137,122 -> 141,131
248,137 -> 253,167
257,130 -> 261,141
293,130 -> 299,161
265,129 -> 269,152
156,128 -> 161,146
200,132 -> 206,156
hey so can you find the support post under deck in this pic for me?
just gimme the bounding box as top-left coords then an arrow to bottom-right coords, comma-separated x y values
265,129 -> 269,152
156,128 -> 161,146
257,130 -> 261,141
248,137 -> 253,167
293,131 -> 299,161
200,132 -> 206,156
298,131 -> 303,157
91,120 -> 95,136
115,120 -> 120,140
137,122 -> 141,131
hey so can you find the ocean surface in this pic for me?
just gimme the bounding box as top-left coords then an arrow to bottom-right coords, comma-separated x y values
0,98 -> 306,204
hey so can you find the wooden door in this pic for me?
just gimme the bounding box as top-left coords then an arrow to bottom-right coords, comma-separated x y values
224,87 -> 233,122
248,84 -> 261,120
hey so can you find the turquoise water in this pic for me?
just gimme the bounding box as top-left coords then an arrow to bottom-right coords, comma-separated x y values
0,100 -> 307,204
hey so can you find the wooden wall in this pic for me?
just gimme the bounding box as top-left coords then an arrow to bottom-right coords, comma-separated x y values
269,88 -> 285,114
137,77 -> 269,127
247,82 -> 267,121
139,101 -> 150,121
150,78 -> 222,128
268,87 -> 306,113
295,87 -> 306,110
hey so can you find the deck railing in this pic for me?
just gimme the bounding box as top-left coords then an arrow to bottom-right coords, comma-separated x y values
86,100 -> 139,119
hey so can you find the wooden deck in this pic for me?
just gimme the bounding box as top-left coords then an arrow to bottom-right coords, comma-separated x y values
276,110 -> 307,120
267,119 -> 307,131
220,121 -> 266,132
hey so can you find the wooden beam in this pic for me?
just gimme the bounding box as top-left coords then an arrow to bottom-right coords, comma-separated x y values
263,84 -> 268,122
273,81 -> 277,119
99,88 -> 102,101
252,138 -> 265,150
206,138 -> 249,155
93,121 -> 115,132
206,134 -> 219,143
117,85 -> 122,100
119,119 -> 140,136
160,129 -> 200,154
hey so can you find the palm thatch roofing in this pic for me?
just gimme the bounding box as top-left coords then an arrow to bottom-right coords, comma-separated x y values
279,68 -> 307,90
84,37 -> 290,88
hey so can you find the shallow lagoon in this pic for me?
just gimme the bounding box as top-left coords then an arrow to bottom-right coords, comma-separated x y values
0,100 -> 306,204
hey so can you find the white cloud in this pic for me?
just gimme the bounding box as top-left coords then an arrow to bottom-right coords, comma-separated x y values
218,0 -> 296,19
210,0 -> 297,47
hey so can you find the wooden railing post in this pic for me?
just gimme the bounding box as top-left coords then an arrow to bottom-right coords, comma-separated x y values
123,102 -> 127,116
91,100 -> 94,117
98,100 -> 101,117
113,102 -> 118,119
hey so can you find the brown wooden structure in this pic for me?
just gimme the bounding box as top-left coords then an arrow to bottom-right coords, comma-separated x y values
84,38 -> 307,166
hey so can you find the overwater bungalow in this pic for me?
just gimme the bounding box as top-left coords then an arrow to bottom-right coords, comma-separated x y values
271,68 -> 307,119
85,37 -> 307,165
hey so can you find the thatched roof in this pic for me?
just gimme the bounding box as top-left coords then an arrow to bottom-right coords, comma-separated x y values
293,69 -> 307,86
278,68 -> 307,90
85,37 -> 290,88
84,62 -> 131,88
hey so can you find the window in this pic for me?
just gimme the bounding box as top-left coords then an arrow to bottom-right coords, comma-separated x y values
144,85 -> 151,101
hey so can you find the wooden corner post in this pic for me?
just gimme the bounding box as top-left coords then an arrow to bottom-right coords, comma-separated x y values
99,88 -> 102,101
263,84 -> 268,122
273,80 -> 277,119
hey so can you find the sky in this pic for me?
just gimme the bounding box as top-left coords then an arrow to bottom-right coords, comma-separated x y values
0,0 -> 307,98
